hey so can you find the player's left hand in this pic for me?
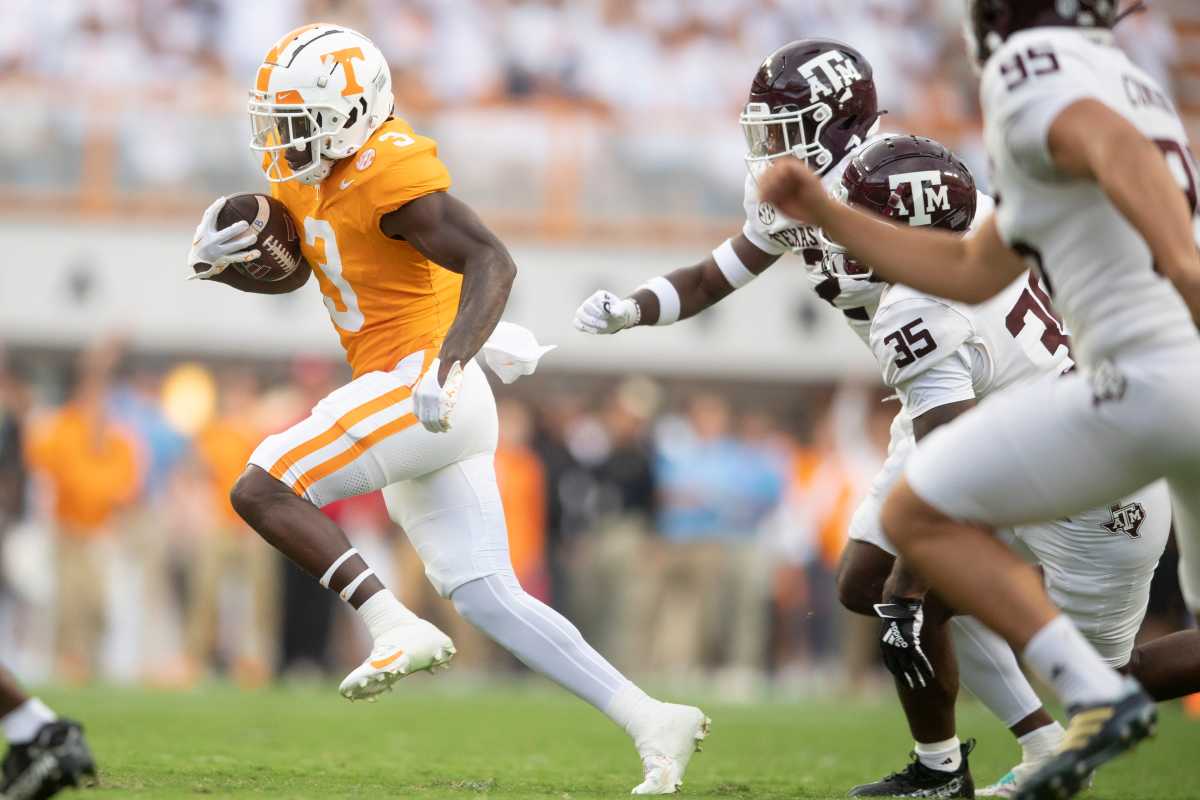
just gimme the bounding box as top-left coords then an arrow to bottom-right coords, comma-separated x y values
874,599 -> 935,689
757,158 -> 832,226
414,358 -> 464,433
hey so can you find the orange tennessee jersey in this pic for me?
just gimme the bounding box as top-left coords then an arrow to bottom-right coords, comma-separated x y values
269,118 -> 462,377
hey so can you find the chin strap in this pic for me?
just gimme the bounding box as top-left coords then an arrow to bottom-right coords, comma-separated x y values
298,157 -> 335,186
1114,1 -> 1148,26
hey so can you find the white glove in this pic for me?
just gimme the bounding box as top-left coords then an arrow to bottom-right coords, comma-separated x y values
187,196 -> 262,280
413,358 -> 464,433
573,290 -> 639,335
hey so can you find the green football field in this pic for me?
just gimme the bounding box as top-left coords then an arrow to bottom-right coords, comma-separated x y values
37,681 -> 1199,799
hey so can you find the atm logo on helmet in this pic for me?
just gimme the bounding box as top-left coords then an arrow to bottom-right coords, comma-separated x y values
888,171 -> 951,227
798,51 -> 863,102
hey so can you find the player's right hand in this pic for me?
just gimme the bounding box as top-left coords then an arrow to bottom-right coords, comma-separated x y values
874,599 -> 935,689
573,290 -> 639,335
187,196 -> 262,280
757,157 -> 831,226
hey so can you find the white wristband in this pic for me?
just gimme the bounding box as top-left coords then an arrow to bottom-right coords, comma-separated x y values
712,238 -> 757,289
641,276 -> 681,326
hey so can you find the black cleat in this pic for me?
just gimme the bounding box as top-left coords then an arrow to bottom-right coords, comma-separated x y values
1,719 -> 97,800
1014,685 -> 1156,800
848,739 -> 975,798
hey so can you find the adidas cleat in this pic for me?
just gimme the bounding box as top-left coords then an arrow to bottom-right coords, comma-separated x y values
848,739 -> 975,798
1014,682 -> 1155,800
339,619 -> 455,702
630,703 -> 710,795
1,719 -> 97,800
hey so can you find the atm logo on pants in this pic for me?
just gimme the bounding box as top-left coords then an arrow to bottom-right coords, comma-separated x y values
1103,502 -> 1146,539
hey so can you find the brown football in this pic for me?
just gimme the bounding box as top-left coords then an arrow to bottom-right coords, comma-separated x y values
214,193 -> 306,282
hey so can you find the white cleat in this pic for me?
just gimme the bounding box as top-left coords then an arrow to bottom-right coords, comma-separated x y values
338,619 -> 455,702
978,760 -> 1092,797
978,763 -> 1037,798
629,703 -> 710,795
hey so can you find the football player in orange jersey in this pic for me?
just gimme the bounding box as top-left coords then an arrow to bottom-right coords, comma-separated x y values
186,24 -> 708,794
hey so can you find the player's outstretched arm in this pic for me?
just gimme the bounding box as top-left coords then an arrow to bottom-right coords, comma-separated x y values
758,160 -> 1026,304
1047,99 -> 1200,326
381,191 -> 516,379
573,234 -> 779,334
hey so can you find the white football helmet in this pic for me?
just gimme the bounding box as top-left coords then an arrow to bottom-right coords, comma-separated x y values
249,24 -> 394,185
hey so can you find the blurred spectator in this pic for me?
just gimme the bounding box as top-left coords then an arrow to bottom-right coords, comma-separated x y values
646,393 -> 784,680
25,348 -> 139,682
0,355 -> 29,534
567,378 -> 660,669
761,403 -> 858,674
110,366 -> 191,680
494,399 -> 549,601
187,370 -> 277,686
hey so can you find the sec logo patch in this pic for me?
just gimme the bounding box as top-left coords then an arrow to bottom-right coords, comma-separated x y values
355,148 -> 376,171
758,202 -> 776,226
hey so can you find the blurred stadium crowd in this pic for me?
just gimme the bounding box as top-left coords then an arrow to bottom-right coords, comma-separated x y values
0,340 -> 1194,697
1,0 -> 1186,232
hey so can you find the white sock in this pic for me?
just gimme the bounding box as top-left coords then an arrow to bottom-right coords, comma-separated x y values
1023,616 -> 1125,707
2,699 -> 56,744
607,683 -> 659,735
915,737 -> 962,773
357,589 -> 418,640
1018,721 -> 1065,764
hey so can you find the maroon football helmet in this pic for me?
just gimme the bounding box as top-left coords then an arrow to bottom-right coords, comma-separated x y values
968,0 -> 1120,64
741,39 -> 880,177
825,136 -> 978,279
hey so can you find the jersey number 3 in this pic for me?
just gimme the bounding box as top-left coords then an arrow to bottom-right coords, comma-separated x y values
305,218 -> 365,332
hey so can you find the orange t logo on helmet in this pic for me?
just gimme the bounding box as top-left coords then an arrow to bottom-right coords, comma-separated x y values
321,47 -> 366,96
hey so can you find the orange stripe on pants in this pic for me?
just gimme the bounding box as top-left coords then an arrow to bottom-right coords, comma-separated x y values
268,386 -> 411,483
291,413 -> 419,498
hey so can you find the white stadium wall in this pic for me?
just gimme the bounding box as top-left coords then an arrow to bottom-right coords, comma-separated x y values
0,221 -> 877,381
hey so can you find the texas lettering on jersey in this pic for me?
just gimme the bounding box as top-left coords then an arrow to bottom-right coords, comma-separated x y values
268,118 -> 461,378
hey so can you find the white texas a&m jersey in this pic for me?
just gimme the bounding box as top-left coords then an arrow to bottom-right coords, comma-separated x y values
982,28 -> 1200,367
870,268 -> 1072,419
742,134 -> 891,343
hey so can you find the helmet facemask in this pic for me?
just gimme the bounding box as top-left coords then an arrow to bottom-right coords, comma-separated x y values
819,190 -> 875,282
249,98 -> 348,184
741,101 -> 837,178
821,243 -> 875,282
